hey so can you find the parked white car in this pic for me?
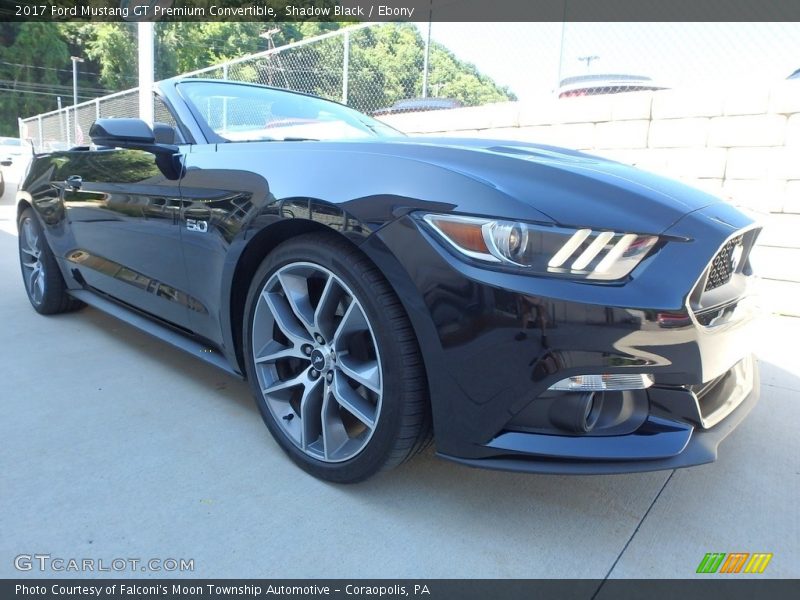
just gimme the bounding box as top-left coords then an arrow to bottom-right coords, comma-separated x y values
0,137 -> 32,198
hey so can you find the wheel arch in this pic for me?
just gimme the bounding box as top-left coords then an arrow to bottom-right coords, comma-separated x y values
226,208 -> 371,375
16,198 -> 32,221
225,200 -> 434,444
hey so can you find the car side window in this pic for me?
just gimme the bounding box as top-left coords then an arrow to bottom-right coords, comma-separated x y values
153,94 -> 185,144
154,94 -> 177,128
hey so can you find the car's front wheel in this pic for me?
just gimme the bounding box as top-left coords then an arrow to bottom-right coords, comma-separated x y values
243,232 -> 430,482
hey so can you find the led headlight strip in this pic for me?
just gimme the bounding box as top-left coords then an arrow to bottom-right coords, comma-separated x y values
422,214 -> 658,281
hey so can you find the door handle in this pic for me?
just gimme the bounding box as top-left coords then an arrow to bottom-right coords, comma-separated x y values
65,175 -> 82,190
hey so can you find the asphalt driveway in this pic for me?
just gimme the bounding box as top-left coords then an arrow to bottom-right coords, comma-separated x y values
0,173 -> 797,581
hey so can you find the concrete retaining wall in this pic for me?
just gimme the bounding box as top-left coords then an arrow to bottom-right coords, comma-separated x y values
378,85 -> 800,316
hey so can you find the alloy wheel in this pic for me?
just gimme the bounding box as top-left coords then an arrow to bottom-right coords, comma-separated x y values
251,262 -> 383,463
19,217 -> 45,305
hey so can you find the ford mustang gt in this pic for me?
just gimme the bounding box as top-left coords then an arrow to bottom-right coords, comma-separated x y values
16,79 -> 761,482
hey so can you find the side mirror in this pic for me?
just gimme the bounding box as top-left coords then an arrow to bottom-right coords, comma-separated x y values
89,119 -> 183,181
153,122 -> 178,145
89,118 -> 155,147
89,117 -> 179,174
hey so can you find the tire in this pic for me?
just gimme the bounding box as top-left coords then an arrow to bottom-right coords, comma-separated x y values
243,232 -> 430,483
18,207 -> 84,315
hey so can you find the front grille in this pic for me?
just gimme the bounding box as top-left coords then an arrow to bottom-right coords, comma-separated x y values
704,235 -> 743,291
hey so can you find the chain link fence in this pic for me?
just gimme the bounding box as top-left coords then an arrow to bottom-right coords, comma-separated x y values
21,88 -> 140,152
19,21 -> 800,150
186,27 -> 348,102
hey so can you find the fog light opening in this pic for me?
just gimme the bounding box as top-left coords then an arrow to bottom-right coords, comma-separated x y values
584,392 -> 603,431
551,392 -> 604,433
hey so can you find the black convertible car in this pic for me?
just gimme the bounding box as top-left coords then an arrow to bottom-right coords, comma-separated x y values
17,79 -> 760,482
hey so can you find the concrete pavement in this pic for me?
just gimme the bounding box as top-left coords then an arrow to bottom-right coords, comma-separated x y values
0,174 -> 797,580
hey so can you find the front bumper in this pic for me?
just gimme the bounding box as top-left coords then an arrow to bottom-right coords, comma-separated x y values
362,201 -> 762,474
441,356 -> 759,474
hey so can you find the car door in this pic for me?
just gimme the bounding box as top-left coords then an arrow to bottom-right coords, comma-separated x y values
58,145 -> 194,329
178,145 -> 271,347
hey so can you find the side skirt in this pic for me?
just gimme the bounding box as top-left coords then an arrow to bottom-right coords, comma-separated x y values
68,289 -> 243,380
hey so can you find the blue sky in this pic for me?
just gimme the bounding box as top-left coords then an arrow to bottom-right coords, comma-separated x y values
420,22 -> 800,99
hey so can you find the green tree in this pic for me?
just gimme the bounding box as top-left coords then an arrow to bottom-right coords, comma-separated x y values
346,23 -> 516,113
0,23 -> 69,136
84,23 -> 138,90
428,43 -> 516,106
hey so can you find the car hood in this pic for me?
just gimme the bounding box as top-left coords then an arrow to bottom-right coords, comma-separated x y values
357,136 -> 724,234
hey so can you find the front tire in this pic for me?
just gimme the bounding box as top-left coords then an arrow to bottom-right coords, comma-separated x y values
18,208 -> 84,314
243,232 -> 430,483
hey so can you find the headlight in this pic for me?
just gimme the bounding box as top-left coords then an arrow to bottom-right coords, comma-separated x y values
421,213 -> 658,280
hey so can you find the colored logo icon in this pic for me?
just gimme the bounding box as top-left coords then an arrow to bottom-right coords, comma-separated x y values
696,552 -> 773,574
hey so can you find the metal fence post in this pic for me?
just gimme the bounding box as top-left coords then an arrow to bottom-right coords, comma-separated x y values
223,63 -> 229,80
342,30 -> 350,104
57,97 -> 64,145
95,98 -> 101,121
38,116 -> 43,151
66,107 -> 71,147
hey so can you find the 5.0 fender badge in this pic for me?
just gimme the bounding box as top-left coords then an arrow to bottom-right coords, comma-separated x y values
186,219 -> 208,233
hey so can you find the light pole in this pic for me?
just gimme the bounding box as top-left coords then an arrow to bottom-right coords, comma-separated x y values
71,56 -> 84,143
124,2 -> 172,124
138,22 -> 155,125
71,56 -> 84,107
259,28 -> 280,86
259,27 -> 280,49
578,55 -> 600,71
422,1 -> 433,98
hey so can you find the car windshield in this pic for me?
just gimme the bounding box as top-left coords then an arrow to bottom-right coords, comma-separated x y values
178,81 -> 401,142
